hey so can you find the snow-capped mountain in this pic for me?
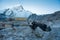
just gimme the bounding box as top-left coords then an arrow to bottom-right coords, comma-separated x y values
0,5 -> 32,18
11,5 -> 32,18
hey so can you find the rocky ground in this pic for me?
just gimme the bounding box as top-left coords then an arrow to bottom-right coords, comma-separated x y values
0,25 -> 60,40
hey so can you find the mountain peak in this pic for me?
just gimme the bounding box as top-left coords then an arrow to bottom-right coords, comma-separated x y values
19,5 -> 24,10
13,5 -> 24,12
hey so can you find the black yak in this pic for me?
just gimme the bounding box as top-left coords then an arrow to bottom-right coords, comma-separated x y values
29,21 -> 51,32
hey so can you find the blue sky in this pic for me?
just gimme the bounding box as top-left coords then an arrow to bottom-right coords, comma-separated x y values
0,0 -> 60,15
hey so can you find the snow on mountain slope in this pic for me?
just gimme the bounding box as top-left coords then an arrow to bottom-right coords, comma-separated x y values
0,5 -> 32,18
11,5 -> 32,18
